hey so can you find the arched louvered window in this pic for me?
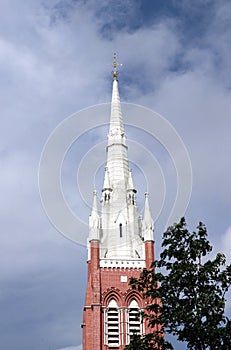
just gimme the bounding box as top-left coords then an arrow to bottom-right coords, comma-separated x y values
104,299 -> 120,347
126,299 -> 143,344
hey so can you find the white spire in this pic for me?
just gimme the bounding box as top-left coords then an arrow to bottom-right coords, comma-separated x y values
127,170 -> 136,206
89,190 -> 99,240
109,78 -> 125,136
105,53 -> 129,209
88,54 -> 150,265
142,192 -> 154,241
102,167 -> 112,204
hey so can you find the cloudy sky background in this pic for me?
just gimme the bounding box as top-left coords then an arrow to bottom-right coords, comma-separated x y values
1,0 -> 231,349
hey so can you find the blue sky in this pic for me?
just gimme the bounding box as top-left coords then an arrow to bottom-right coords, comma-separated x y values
1,1 -> 231,349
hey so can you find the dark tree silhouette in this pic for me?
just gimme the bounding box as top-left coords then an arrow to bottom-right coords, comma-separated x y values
126,218 -> 231,350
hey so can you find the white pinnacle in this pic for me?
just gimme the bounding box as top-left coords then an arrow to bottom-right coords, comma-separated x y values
143,192 -> 154,241
89,190 -> 99,240
102,167 -> 111,191
127,170 -> 135,191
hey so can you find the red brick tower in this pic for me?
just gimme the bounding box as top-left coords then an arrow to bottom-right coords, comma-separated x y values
82,54 -> 155,350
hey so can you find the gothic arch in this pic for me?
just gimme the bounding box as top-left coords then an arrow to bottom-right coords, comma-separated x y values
102,288 -> 123,307
124,289 -> 144,307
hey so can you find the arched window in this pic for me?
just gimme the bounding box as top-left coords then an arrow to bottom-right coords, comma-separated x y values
104,299 -> 120,347
126,299 -> 143,344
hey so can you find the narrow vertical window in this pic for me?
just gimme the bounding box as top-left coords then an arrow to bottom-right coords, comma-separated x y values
104,299 -> 120,347
119,223 -> 122,238
126,299 -> 142,344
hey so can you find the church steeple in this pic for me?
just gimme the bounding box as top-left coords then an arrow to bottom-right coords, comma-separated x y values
83,55 -> 156,350
98,54 -> 144,261
87,54 -> 154,263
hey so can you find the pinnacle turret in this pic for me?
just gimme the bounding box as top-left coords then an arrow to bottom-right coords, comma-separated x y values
102,167 -> 111,190
89,190 -> 99,240
102,167 -> 112,204
127,170 -> 137,205
142,192 -> 154,241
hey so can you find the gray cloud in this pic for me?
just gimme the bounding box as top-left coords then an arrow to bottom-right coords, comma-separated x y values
0,1 -> 230,349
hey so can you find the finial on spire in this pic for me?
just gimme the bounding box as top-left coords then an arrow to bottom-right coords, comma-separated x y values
112,52 -> 122,80
113,52 -> 117,69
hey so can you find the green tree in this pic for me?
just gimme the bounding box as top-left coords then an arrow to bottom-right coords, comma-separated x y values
126,218 -> 231,350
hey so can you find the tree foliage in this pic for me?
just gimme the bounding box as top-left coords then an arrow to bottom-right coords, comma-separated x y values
126,218 -> 231,350
125,332 -> 173,350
